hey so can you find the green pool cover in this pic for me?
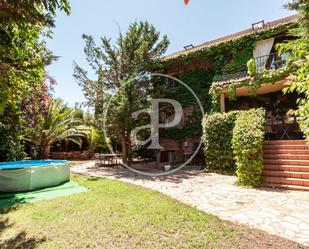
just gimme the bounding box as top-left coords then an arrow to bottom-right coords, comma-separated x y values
0,181 -> 87,209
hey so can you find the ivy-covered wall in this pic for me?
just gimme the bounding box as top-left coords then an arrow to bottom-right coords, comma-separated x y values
177,70 -> 215,112
162,22 -> 297,112
159,70 -> 214,140
161,22 -> 296,141
163,22 -> 296,77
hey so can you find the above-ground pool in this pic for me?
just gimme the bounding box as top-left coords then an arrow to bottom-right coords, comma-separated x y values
0,160 -> 70,193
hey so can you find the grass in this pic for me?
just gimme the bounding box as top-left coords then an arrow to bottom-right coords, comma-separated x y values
0,175 -> 304,249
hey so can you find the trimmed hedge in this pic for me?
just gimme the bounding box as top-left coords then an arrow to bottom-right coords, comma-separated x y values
232,108 -> 266,187
202,111 -> 240,173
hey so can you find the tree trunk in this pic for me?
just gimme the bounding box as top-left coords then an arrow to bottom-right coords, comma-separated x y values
39,144 -> 50,159
65,139 -> 69,152
127,130 -> 132,166
120,130 -> 127,164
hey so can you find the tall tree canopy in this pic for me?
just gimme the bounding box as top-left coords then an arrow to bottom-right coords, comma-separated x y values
0,0 -> 71,26
0,0 -> 71,161
0,0 -> 70,112
285,0 -> 309,39
0,23 -> 47,112
74,21 -> 169,163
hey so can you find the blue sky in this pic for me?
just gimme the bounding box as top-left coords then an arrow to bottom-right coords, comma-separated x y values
46,0 -> 293,106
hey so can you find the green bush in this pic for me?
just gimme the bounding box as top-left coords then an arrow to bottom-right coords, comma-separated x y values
0,119 -> 25,162
202,111 -> 240,173
89,126 -> 108,153
0,133 -> 25,162
232,108 -> 266,187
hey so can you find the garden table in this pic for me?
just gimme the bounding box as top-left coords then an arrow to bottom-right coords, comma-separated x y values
99,153 -> 122,166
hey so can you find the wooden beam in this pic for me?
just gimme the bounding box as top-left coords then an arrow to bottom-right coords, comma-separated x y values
221,79 -> 290,97
220,94 -> 225,112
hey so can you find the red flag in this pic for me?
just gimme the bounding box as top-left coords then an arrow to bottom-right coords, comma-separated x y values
184,0 -> 190,5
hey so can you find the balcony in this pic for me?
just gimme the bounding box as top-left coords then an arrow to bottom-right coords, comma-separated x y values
255,52 -> 287,72
216,52 -> 287,83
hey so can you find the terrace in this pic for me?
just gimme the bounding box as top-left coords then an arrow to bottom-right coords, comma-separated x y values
216,52 -> 287,83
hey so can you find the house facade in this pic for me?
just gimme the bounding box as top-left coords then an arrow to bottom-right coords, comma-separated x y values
159,14 -> 303,167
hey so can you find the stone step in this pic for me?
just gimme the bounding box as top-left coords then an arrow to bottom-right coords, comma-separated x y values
264,176 -> 309,187
264,170 -> 309,179
264,159 -> 309,166
263,149 -> 309,155
264,140 -> 308,145
264,154 -> 309,160
264,165 -> 309,172
262,183 -> 309,191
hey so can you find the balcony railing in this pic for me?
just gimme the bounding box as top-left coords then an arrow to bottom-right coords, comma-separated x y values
255,52 -> 287,72
217,52 -> 287,83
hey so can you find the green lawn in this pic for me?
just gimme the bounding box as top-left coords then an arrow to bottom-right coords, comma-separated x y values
0,175 -> 303,249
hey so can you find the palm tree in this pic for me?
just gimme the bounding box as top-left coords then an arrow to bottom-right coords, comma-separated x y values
27,99 -> 88,159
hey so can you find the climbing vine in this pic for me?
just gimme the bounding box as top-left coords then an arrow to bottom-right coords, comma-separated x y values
163,22 -> 296,69
210,64 -> 295,103
158,70 -> 213,140
163,22 -> 297,112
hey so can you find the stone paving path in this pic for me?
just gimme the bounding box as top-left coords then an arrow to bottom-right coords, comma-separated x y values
71,161 -> 309,246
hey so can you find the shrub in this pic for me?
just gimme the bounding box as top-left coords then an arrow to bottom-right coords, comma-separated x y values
232,108 -> 266,187
0,119 -> 25,162
0,134 -> 25,162
202,111 -> 240,173
89,126 -> 108,153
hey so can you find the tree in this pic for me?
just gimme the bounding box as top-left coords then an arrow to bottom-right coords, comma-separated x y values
88,125 -> 108,153
285,0 -> 309,39
0,22 -> 47,112
74,21 -> 169,164
0,0 -> 71,161
0,0 -> 71,26
0,72 -> 55,162
0,0 -> 71,112
26,99 -> 88,159
0,105 -> 25,161
0,22 -> 54,161
277,0 -> 309,140
22,75 -> 56,129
